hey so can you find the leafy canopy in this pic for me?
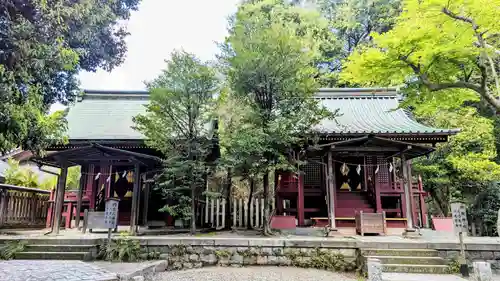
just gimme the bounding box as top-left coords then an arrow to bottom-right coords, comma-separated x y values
0,0 -> 140,153
341,0 -> 500,109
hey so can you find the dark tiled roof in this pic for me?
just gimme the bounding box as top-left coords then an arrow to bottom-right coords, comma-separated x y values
65,88 -> 459,141
314,88 -> 459,135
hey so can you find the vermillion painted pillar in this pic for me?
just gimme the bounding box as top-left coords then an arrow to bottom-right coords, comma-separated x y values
402,154 -> 415,232
327,150 -> 337,230
297,172 -> 304,226
75,165 -> 88,229
130,163 -> 140,235
52,162 -> 68,235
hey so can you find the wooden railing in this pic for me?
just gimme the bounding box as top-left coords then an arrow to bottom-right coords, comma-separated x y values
0,184 -> 51,228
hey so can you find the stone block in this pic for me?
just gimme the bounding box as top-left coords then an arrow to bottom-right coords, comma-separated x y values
184,239 -> 215,246
159,253 -> 169,259
183,262 -> 193,269
243,256 -> 257,265
230,253 -> 244,265
248,239 -> 285,247
320,240 -> 357,249
284,239 -> 322,248
257,255 -> 268,265
194,262 -> 203,268
237,247 -> 249,253
260,247 -> 273,256
299,248 -> 312,257
202,246 -> 216,254
154,261 -> 168,272
367,258 -> 382,281
189,254 -> 199,262
493,251 -> 500,259
272,247 -> 284,256
468,251 -> 483,261
267,256 -> 279,265
200,254 -> 217,265
337,248 -> 356,257
446,251 -> 460,259
218,258 -> 229,265
213,238 -> 249,247
278,256 -> 291,266
132,276 -> 144,281
481,251 -> 495,260
473,261 -> 493,281
172,262 -> 183,270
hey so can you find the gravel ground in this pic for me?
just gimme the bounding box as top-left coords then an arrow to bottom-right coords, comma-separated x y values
151,267 -> 358,281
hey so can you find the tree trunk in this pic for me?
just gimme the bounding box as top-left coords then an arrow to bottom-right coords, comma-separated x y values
247,178 -> 255,230
191,183 -> 196,235
263,172 -> 271,235
224,168 -> 232,230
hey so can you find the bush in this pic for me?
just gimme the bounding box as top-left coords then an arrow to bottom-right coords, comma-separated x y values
98,235 -> 141,262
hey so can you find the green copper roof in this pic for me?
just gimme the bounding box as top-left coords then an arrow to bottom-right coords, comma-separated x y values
66,90 -> 149,140
314,88 -> 459,135
65,88 -> 458,141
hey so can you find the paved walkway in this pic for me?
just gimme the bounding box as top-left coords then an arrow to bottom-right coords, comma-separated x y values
0,260 -> 117,281
152,267 -> 358,281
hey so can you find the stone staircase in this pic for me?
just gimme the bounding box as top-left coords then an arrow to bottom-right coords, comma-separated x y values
361,248 -> 450,274
2,238 -> 99,261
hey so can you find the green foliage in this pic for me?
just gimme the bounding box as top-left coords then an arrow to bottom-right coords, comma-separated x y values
286,248 -> 355,272
0,240 -> 26,260
341,0 -> 500,109
134,50 -> 219,232
447,258 -> 461,274
0,0 -> 139,153
4,159 -> 81,190
316,0 -> 401,85
470,182 -> 500,236
99,236 -> 142,262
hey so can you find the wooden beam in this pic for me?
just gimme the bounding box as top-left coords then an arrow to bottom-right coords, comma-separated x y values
75,165 -> 88,230
142,182 -> 150,227
130,163 -> 140,235
52,162 -> 68,235
402,154 -> 415,231
327,151 -> 337,230
331,147 -> 401,152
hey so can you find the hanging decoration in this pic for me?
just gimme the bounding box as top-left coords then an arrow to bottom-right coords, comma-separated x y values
122,170 -> 127,178
356,183 -> 361,190
389,163 -> 393,173
115,172 -> 120,183
356,164 -> 361,175
340,163 -> 349,176
106,175 -> 111,183
94,172 -> 101,180
375,165 -> 379,174
127,171 -> 134,183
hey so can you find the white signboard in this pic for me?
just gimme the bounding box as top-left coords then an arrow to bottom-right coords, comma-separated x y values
104,199 -> 119,229
451,202 -> 468,233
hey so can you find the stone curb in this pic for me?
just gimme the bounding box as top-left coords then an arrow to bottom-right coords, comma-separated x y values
118,260 -> 167,281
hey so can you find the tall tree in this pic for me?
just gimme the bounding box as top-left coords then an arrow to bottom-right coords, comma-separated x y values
221,0 -> 334,234
0,0 -> 140,154
316,0 -> 401,85
134,51 -> 219,234
341,0 -> 500,110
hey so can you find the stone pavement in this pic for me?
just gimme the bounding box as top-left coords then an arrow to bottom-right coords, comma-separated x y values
383,273 -> 468,281
0,260 -> 118,281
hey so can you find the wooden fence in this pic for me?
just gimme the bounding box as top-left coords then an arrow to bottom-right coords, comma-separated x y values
0,184 -> 50,228
203,196 -> 275,229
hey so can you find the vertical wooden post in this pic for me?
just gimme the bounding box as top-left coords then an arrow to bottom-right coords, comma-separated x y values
408,160 -> 418,227
402,154 -> 415,231
142,182 -> 150,227
130,163 -> 140,235
418,175 -> 429,228
53,162 -> 68,235
75,165 -> 88,229
327,151 -> 336,230
297,172 -> 305,227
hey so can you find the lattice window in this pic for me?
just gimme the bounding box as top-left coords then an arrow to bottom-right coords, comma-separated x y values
376,156 -> 389,184
303,157 -> 322,188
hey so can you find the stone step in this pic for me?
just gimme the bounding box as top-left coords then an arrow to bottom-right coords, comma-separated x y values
15,251 -> 92,261
0,238 -> 101,246
383,264 -> 450,274
24,244 -> 98,253
362,249 -> 438,257
366,256 -> 446,265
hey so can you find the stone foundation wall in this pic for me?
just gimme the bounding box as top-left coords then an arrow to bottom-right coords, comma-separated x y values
140,238 -> 358,271
436,244 -> 500,271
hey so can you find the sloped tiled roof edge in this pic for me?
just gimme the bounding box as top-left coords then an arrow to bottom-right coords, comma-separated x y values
313,87 -> 460,136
